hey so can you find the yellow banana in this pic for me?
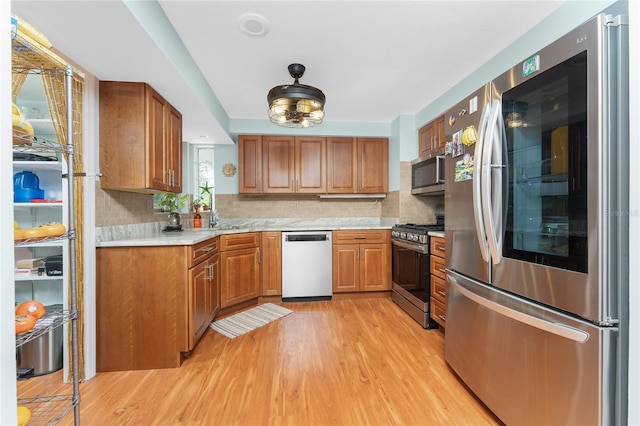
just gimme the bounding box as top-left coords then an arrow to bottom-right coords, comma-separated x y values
12,102 -> 35,138
17,405 -> 31,426
462,126 -> 477,146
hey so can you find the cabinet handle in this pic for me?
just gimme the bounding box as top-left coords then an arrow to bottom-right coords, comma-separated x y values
206,264 -> 213,280
438,314 -> 446,321
438,291 -> 446,297
257,248 -> 261,264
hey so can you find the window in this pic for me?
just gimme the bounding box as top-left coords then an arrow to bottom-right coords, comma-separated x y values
194,146 -> 215,210
153,145 -> 215,213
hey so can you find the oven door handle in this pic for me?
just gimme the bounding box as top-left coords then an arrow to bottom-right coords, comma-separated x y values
392,239 -> 429,254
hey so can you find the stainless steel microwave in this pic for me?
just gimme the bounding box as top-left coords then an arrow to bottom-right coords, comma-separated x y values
411,154 -> 445,195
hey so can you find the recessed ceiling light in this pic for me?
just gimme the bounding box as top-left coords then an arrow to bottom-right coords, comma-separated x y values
238,13 -> 270,38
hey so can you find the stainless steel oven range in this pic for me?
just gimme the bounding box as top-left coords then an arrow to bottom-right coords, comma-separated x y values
391,222 -> 443,328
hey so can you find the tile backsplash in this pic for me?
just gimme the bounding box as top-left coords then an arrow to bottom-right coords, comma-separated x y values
95,162 -> 443,228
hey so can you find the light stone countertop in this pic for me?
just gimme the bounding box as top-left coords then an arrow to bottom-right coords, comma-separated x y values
96,217 -> 395,248
428,231 -> 445,238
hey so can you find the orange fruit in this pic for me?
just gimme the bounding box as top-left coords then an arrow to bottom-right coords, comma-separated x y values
16,300 -> 46,320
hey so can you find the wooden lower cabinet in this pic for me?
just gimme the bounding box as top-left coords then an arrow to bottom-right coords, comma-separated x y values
429,236 -> 446,328
220,233 -> 260,307
96,236 -> 219,372
260,231 -> 282,296
332,230 -> 391,293
189,239 -> 220,349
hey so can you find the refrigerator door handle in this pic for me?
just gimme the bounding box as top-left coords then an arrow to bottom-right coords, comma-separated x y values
447,274 -> 589,343
473,103 -> 491,262
481,100 -> 505,265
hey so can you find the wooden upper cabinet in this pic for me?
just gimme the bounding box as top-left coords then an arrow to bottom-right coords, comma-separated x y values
238,135 -> 263,194
418,114 -> 445,158
167,104 -> 183,193
358,138 -> 388,193
238,134 -> 387,195
263,136 -> 295,193
327,137 -> 388,194
434,115 -> 446,150
295,136 -> 326,193
99,81 -> 183,193
327,137 -> 357,193
418,121 -> 434,157
147,88 -> 167,191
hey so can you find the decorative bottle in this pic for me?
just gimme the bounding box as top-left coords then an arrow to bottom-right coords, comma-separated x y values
194,208 -> 202,228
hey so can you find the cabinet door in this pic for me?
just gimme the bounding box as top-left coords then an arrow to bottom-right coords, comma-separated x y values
99,81 -> 147,190
357,138 -> 388,193
99,81 -> 182,193
360,243 -> 391,291
167,104 -> 183,193
295,136 -> 325,193
434,115 -> 446,150
332,244 -> 359,292
263,136 -> 295,193
419,122 -> 434,157
97,245 -> 189,371
260,232 -> 282,296
326,137 -> 357,193
208,254 -> 220,322
220,247 -> 260,307
238,135 -> 263,194
189,259 -> 210,349
146,86 -> 168,191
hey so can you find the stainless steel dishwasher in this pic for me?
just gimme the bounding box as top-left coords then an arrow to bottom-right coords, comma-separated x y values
281,231 -> 333,301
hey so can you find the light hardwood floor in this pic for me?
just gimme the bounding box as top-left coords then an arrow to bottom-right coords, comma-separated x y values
19,298 -> 503,425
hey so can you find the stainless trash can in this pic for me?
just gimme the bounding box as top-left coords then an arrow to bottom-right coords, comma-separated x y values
16,304 -> 63,377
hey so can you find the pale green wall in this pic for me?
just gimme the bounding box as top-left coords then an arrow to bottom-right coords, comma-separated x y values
201,0 -> 619,195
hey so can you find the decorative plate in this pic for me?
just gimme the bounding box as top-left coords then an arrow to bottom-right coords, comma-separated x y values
222,162 -> 237,177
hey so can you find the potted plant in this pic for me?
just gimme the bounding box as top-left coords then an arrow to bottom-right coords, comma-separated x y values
157,193 -> 189,213
199,182 -> 213,211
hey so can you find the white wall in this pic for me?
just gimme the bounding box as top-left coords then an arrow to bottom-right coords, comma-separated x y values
627,1 -> 639,423
1,5 -> 17,426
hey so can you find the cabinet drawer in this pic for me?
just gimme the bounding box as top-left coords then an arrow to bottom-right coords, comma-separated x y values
332,229 -> 390,244
430,254 -> 446,279
430,274 -> 446,303
430,236 -> 445,258
430,297 -> 446,328
220,232 -> 260,251
189,236 -> 219,267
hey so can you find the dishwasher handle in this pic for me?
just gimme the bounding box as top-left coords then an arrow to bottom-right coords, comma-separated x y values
284,234 -> 330,242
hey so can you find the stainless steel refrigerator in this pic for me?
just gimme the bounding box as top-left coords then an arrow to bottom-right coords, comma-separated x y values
443,11 -> 628,425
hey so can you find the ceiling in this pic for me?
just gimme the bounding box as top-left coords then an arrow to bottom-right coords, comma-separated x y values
11,1 -> 565,144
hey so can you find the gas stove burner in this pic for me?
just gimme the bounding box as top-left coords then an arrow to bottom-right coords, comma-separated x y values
392,223 -> 445,233
391,222 -> 444,245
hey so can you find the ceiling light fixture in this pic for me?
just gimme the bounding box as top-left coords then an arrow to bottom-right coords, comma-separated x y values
267,63 -> 325,128
238,13 -> 269,38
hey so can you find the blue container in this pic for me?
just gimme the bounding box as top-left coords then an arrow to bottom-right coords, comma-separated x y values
14,171 -> 45,202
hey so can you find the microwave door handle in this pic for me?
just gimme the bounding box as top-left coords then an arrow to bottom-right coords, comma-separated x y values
482,99 -> 504,265
473,103 -> 491,262
436,155 -> 444,184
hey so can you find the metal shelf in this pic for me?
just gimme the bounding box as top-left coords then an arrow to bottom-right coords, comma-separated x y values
17,394 -> 78,426
16,309 -> 76,348
12,18 -> 81,426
